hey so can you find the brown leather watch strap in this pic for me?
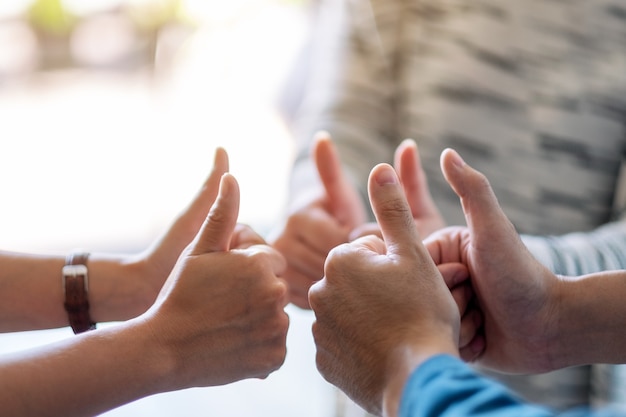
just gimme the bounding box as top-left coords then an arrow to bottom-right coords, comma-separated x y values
63,252 -> 96,334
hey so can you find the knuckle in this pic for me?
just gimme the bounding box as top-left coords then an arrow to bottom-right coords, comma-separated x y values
246,250 -> 268,268
285,212 -> 305,230
308,283 -> 322,310
206,203 -> 230,226
273,310 -> 290,334
270,278 -> 288,301
238,251 -> 274,279
264,340 -> 288,373
324,244 -> 350,273
378,199 -> 413,227
324,244 -> 365,283
314,352 -> 334,383
472,171 -> 493,195
311,320 -> 323,344
314,351 -> 326,373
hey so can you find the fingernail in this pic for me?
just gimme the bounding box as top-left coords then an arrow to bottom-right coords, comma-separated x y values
375,165 -> 398,185
401,138 -> 417,149
314,130 -> 331,141
449,149 -> 466,169
219,173 -> 232,197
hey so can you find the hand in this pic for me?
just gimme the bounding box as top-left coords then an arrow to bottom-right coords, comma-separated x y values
88,148 -> 230,322
350,139 -> 446,240
346,140 -> 479,357
144,173 -> 290,387
425,149 -> 559,373
0,172 -> 289,417
97,148 -> 231,320
309,163 -> 459,416
271,132 -> 366,308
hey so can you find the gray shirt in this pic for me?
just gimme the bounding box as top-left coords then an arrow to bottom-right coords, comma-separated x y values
284,0 -> 626,411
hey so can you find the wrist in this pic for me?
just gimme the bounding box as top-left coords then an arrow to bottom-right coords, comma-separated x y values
382,336 -> 459,417
63,252 -> 96,334
121,316 -> 180,394
88,256 -> 160,322
546,274 -> 598,371
550,271 -> 626,368
542,275 -> 567,371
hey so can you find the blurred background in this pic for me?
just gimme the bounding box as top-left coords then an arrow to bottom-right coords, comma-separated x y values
0,0 -> 336,416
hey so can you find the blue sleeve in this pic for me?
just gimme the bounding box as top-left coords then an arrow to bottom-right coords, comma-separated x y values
398,355 -> 622,417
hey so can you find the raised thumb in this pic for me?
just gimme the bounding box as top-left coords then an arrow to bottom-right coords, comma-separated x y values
439,149 -> 517,243
367,163 -> 422,257
314,131 -> 366,227
189,173 -> 240,254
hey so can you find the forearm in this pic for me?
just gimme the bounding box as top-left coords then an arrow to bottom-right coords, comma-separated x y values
521,220 -> 626,276
0,251 -> 67,330
0,251 -> 156,331
553,270 -> 626,369
0,318 -> 172,417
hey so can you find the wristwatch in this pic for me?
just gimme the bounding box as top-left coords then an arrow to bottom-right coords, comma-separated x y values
63,252 -> 96,334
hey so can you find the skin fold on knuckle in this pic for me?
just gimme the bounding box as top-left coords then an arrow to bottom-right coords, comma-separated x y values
206,200 -> 232,228
462,171 -> 494,211
377,199 -> 413,229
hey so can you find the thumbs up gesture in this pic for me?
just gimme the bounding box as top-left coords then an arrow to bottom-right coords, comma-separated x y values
271,132 -> 367,308
349,139 -> 446,241
142,172 -> 290,389
309,163 -> 460,416
425,149 -> 558,374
